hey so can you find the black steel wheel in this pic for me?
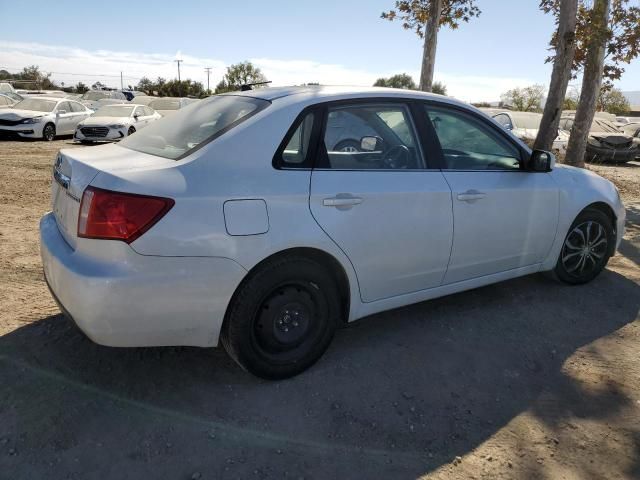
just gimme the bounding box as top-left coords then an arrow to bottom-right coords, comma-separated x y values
554,208 -> 614,284
221,255 -> 340,379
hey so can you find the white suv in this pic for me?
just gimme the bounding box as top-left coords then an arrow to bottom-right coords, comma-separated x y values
40,86 -> 625,378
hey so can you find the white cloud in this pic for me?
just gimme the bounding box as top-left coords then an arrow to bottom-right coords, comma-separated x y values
0,40 -> 538,102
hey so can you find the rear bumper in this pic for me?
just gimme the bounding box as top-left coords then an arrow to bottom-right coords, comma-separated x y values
40,212 -> 247,347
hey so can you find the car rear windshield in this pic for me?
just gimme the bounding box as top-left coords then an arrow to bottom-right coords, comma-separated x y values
14,98 -> 57,112
119,95 -> 269,160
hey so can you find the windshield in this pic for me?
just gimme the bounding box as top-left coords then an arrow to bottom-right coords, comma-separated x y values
149,99 -> 182,110
81,91 -> 109,101
94,105 -> 134,117
14,98 -> 57,112
120,95 -> 269,160
592,119 -> 622,133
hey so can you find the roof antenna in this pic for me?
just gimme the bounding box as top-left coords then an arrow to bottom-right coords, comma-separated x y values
240,80 -> 272,91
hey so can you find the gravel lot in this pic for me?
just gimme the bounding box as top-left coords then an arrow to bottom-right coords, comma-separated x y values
0,138 -> 639,480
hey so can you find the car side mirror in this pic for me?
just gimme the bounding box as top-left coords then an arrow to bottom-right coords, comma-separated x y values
529,149 -> 554,172
360,136 -> 382,152
133,113 -> 139,120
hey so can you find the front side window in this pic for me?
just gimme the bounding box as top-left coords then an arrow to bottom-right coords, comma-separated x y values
426,106 -> 521,170
120,95 -> 268,160
321,104 -> 423,169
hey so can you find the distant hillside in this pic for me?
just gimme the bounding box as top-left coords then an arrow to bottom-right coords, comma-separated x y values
623,91 -> 640,106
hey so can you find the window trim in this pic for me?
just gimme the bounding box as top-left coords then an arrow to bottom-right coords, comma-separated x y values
421,101 -> 530,172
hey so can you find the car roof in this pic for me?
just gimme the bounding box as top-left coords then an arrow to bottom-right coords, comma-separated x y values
227,85 -> 458,104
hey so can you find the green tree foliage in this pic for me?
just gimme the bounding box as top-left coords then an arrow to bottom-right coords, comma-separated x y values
381,0 -> 480,35
373,73 -> 417,89
1,65 -> 58,90
74,82 -> 89,94
500,85 -> 546,112
215,62 -> 267,94
135,77 -> 205,97
541,0 -> 640,87
597,87 -> 631,114
432,81 -> 447,95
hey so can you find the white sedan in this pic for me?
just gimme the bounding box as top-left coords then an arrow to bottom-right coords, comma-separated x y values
40,86 -> 625,379
74,104 -> 161,143
0,96 -> 93,140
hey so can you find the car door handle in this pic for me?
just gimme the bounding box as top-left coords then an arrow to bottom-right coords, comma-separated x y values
457,190 -> 486,202
323,195 -> 363,208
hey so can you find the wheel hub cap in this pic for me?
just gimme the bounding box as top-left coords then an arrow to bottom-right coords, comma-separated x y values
561,221 -> 608,277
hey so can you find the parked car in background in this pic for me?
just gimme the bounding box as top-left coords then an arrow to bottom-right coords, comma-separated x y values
0,92 -> 23,108
120,90 -> 147,101
619,122 -> 640,138
492,111 -> 569,155
79,90 -> 128,110
0,96 -> 92,140
41,86 -> 625,379
559,116 -> 639,163
148,97 -> 197,116
74,104 -> 161,143
121,95 -> 157,106
615,116 -> 640,126
0,82 -> 16,94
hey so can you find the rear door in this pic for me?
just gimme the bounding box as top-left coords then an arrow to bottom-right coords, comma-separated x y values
422,103 -> 559,284
307,101 -> 454,303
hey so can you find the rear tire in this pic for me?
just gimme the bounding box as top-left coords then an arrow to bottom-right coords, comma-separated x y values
553,208 -> 614,285
221,255 -> 340,379
43,123 -> 56,141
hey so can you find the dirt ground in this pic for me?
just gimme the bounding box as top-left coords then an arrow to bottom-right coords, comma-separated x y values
0,138 -> 638,480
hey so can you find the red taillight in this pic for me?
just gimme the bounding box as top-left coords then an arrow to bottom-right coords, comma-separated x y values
78,186 -> 174,244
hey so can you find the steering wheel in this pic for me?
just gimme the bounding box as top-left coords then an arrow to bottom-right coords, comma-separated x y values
383,145 -> 410,169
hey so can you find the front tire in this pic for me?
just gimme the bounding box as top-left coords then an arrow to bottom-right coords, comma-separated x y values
221,256 -> 340,379
554,208 -> 614,285
42,123 -> 56,141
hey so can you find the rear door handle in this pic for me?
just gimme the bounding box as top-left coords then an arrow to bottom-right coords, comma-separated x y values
323,194 -> 363,209
457,190 -> 486,202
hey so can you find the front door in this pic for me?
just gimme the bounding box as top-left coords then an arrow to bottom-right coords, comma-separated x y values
423,104 -> 559,284
309,102 -> 454,303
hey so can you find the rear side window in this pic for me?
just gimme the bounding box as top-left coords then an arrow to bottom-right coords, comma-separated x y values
278,112 -> 315,167
120,95 -> 269,160
69,101 -> 84,112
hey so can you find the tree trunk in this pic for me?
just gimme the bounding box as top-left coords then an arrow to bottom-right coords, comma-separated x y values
534,0 -> 579,152
419,0 -> 443,92
564,0 -> 611,168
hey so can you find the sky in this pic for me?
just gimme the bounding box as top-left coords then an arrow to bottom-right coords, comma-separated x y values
0,0 -> 638,102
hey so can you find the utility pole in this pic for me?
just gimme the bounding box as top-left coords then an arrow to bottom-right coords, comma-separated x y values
174,59 -> 183,82
120,71 -> 124,90
204,67 -> 212,93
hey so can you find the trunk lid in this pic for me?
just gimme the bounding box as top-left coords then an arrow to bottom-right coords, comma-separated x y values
51,144 -> 174,249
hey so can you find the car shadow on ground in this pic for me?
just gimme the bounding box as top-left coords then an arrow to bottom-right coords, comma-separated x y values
1,264 -> 639,479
